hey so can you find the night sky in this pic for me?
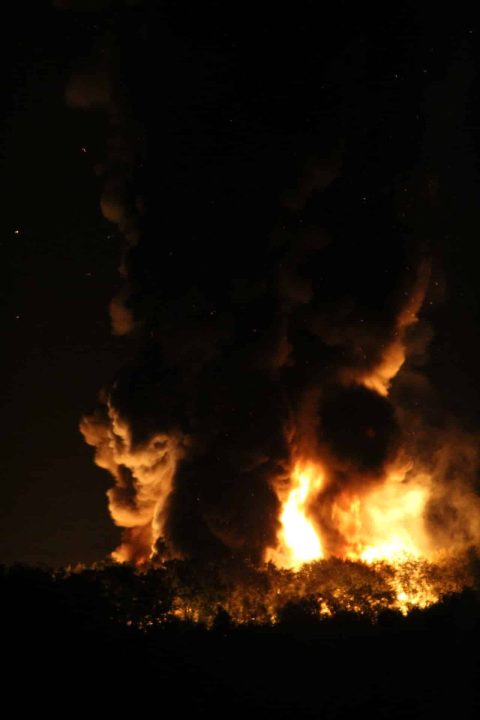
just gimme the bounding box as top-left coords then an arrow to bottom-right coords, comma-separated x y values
3,1 -> 480,566
0,3 -> 120,564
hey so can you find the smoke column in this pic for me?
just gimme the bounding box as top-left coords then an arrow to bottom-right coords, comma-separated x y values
60,2 -> 480,565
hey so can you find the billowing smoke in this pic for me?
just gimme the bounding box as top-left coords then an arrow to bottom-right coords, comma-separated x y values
66,3 -> 480,565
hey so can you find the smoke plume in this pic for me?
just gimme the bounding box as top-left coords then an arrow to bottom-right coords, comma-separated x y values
68,3 -> 480,566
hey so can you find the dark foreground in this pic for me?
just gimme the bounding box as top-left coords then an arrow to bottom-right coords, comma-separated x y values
2,564 -> 479,718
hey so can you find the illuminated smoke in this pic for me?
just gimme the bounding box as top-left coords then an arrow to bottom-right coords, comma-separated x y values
67,3 -> 480,570
356,260 -> 431,396
80,400 -> 188,563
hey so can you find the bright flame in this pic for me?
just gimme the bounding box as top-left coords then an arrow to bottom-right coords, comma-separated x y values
267,462 -> 324,569
281,470 -> 323,564
269,458 -> 434,575
336,468 -> 432,564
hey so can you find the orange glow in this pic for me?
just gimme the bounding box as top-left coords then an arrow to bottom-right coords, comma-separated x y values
361,341 -> 409,397
360,260 -> 431,396
263,261 -> 449,607
268,458 -> 435,574
264,458 -> 454,612
267,462 -> 324,569
80,403 -> 186,565
337,467 -> 432,564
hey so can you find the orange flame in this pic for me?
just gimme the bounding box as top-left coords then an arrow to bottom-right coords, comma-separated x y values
265,260 -> 451,592
335,465 -> 432,564
267,462 -> 324,569
268,458 -> 433,572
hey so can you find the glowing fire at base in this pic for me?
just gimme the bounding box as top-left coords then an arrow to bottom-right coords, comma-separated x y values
268,459 -> 434,574
263,457 -> 462,614
267,462 -> 324,569
277,463 -> 324,568
336,467 -> 432,565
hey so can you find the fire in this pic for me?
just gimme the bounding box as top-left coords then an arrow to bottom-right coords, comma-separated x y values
337,466 -> 432,564
264,261 -> 447,603
263,457 -> 462,614
268,459 -> 433,574
270,462 -> 325,568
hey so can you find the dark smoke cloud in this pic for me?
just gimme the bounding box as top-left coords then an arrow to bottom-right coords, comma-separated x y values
71,3 -> 480,563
